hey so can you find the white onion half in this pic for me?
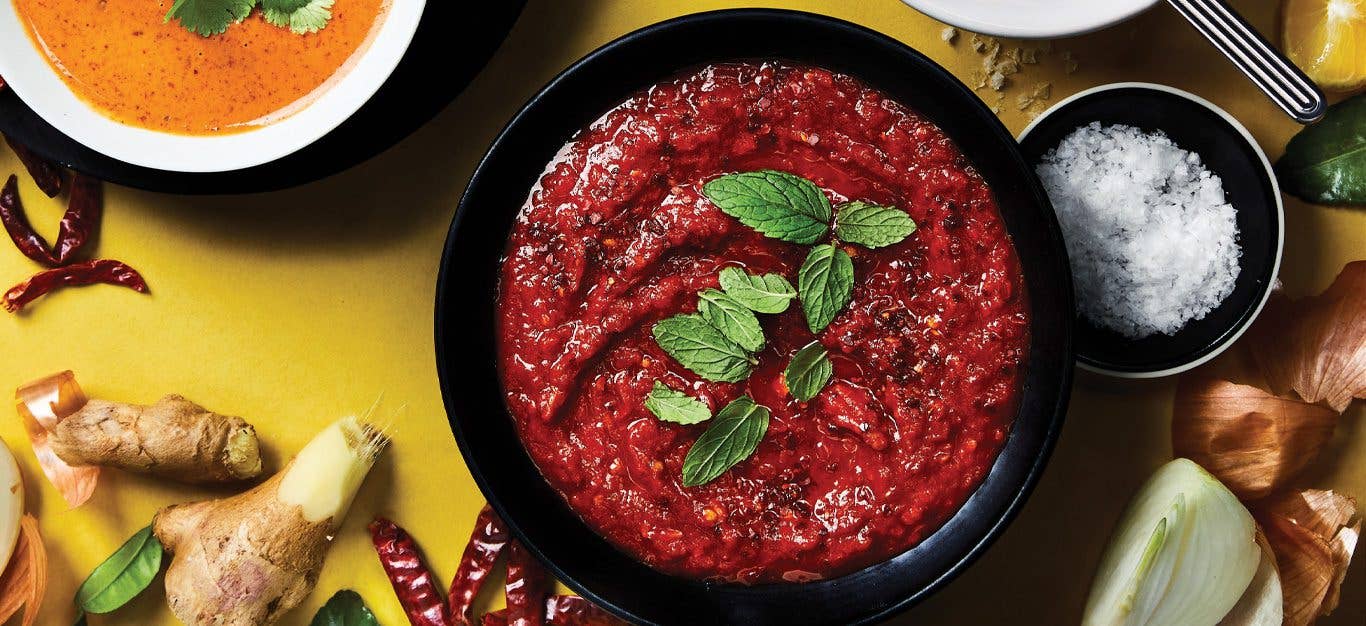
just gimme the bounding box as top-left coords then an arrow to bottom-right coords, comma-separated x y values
1083,458 -> 1262,626
0,438 -> 23,570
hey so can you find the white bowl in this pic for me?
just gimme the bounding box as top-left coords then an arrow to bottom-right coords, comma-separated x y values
0,0 -> 426,173
902,0 -> 1160,38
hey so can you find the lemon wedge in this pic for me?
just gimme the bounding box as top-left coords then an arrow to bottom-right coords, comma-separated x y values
1284,0 -> 1366,90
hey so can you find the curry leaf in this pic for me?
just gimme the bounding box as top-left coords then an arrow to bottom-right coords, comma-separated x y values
784,341 -> 833,402
703,171 -> 832,244
697,289 -> 765,352
164,0 -> 257,37
1277,93 -> 1366,206
834,201 -> 917,248
797,244 -> 854,333
681,396 -> 770,487
645,382 -> 712,425
310,590 -> 379,626
74,525 -> 163,614
653,314 -> 754,382
717,267 -> 796,314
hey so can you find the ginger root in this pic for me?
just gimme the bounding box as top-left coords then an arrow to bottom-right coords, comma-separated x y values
154,416 -> 388,626
50,395 -> 262,483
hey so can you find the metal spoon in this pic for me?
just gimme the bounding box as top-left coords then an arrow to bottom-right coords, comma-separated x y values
1166,0 -> 1326,123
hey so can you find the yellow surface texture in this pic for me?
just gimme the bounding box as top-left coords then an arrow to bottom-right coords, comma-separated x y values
0,0 -> 1361,624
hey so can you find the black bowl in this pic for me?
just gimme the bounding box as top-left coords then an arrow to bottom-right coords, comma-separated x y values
436,9 -> 1074,625
1018,83 -> 1283,378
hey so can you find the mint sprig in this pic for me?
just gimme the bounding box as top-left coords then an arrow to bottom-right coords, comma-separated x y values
797,244 -> 854,333
717,267 -> 796,314
784,341 -> 833,402
834,201 -> 917,249
644,382 -> 712,425
697,289 -> 765,352
703,171 -> 831,244
652,314 -> 754,383
681,395 -> 770,487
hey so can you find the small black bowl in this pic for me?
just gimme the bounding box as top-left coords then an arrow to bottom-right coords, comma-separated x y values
1019,83 -> 1284,378
436,9 -> 1074,625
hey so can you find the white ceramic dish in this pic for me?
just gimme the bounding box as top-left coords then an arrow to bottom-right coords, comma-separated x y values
902,0 -> 1160,38
0,0 -> 426,173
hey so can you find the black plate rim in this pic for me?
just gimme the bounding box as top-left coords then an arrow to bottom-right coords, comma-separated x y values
1017,81 -> 1285,379
436,8 -> 1075,625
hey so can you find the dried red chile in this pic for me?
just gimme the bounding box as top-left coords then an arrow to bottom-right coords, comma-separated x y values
0,175 -> 59,266
3,259 -> 148,313
368,517 -> 449,626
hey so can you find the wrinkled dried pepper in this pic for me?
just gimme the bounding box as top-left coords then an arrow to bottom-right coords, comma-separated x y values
367,517 -> 448,626
480,596 -> 626,626
449,504 -> 511,625
3,134 -> 62,198
3,259 -> 147,313
0,175 -> 58,266
505,541 -> 550,626
54,174 -> 101,264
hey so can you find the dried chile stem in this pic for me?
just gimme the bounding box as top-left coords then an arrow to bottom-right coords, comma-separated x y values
54,174 -> 102,264
3,134 -> 63,198
3,259 -> 147,313
449,504 -> 510,625
367,517 -> 449,626
0,175 -> 59,266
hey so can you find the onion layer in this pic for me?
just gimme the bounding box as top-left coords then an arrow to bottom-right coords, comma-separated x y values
13,371 -> 97,508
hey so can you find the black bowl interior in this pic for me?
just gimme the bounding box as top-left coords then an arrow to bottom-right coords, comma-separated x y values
436,9 -> 1074,626
1019,87 -> 1281,375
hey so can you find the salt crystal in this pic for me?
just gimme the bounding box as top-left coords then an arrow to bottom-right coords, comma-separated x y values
1035,122 -> 1242,338
942,27 -> 958,44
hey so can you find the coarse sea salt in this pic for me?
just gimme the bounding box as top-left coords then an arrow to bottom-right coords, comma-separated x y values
1036,122 -> 1241,338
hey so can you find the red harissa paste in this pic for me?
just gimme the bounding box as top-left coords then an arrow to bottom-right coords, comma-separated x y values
497,62 -> 1029,583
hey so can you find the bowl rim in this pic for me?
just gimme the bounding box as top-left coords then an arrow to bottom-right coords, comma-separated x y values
1018,81 -> 1285,379
900,0 -> 1161,39
435,8 -> 1074,625
0,0 -> 427,173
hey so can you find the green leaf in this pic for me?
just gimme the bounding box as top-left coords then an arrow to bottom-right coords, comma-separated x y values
164,0 -> 256,37
717,267 -> 796,314
644,381 -> 712,425
652,314 -> 754,382
310,590 -> 379,626
263,0 -> 334,34
784,341 -> 833,402
703,170 -> 832,243
834,201 -> 917,248
681,396 -> 770,487
75,526 -> 163,614
797,244 -> 854,333
1277,94 -> 1366,205
697,289 -> 765,352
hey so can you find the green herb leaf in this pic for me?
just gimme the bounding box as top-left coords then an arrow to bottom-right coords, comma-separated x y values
645,381 -> 712,425
681,396 -> 770,487
164,0 -> 256,37
74,525 -> 163,614
310,590 -> 379,626
653,314 -> 754,382
784,341 -> 833,402
263,0 -> 334,34
697,289 -> 765,352
1277,94 -> 1366,205
703,170 -> 832,244
834,201 -> 917,249
797,244 -> 854,333
717,267 -> 796,314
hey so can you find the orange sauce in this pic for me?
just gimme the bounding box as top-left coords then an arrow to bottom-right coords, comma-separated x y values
13,0 -> 388,134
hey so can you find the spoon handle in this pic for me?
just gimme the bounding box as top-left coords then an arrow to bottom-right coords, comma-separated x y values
1166,0 -> 1326,123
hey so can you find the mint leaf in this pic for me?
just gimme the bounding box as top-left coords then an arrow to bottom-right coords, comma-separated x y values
798,244 -> 854,333
717,267 -> 796,314
697,289 -> 765,352
834,201 -> 917,249
703,170 -> 831,244
681,396 -> 770,487
645,382 -> 712,425
310,590 -> 379,626
165,0 -> 256,37
264,0 -> 333,34
784,341 -> 833,402
653,314 -> 754,382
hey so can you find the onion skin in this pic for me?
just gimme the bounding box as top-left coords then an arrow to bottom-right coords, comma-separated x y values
1172,378 -> 1337,500
1255,490 -> 1360,626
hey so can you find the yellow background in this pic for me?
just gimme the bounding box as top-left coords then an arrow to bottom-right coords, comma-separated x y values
0,0 -> 1362,624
